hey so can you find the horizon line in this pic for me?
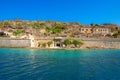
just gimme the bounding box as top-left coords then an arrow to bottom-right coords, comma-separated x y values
0,18 -> 119,26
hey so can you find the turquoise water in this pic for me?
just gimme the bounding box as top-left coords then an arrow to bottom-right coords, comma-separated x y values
0,48 -> 120,80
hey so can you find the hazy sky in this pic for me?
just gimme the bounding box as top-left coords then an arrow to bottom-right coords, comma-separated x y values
0,0 -> 120,25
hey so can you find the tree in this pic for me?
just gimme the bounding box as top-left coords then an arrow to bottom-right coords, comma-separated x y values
40,23 -> 46,27
46,27 -> 51,32
0,22 -> 3,28
69,33 -> 74,37
47,41 -> 53,47
52,28 -> 62,34
90,23 -> 95,26
90,23 -> 99,28
109,26 -> 118,32
32,22 -> 40,29
72,40 -> 83,47
42,43 -> 47,48
38,42 -> 41,47
113,32 -> 120,38
63,39 -> 71,47
3,21 -> 11,28
53,23 -> 67,30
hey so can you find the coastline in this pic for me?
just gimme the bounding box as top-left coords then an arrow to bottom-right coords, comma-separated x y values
0,47 -> 119,50
0,38 -> 120,49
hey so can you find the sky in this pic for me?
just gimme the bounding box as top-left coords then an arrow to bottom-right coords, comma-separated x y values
0,0 -> 120,25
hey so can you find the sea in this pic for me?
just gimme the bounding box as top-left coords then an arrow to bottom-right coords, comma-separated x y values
0,48 -> 120,80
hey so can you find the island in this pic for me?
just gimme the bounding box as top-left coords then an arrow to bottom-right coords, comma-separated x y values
0,19 -> 120,49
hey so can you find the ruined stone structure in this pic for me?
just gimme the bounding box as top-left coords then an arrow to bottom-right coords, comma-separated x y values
80,27 -> 111,36
80,27 -> 92,34
93,28 -> 111,35
53,37 -> 63,48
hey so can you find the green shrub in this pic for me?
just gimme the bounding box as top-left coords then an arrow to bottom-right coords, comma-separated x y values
13,30 -> 22,36
38,42 -> 41,47
113,32 -> 120,38
47,41 -> 53,47
42,43 -> 47,48
72,40 -> 84,47
63,39 -> 71,47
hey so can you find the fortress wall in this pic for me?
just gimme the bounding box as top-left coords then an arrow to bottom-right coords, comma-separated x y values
0,39 -> 31,48
34,38 -> 120,49
0,38 -> 119,49
81,39 -> 120,49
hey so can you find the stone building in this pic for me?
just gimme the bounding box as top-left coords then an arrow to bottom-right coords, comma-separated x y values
93,28 -> 111,35
80,27 -> 111,36
53,37 -> 63,48
80,27 -> 93,34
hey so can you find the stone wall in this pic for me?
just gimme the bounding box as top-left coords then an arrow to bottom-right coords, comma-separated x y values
0,38 -> 119,49
33,38 -> 120,49
81,38 -> 120,49
0,39 -> 31,48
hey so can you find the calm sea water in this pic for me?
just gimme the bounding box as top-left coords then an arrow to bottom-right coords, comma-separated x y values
0,48 -> 120,80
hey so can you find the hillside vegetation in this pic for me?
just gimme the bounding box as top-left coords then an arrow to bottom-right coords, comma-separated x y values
0,19 -> 120,38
